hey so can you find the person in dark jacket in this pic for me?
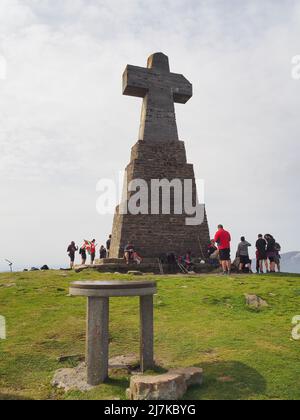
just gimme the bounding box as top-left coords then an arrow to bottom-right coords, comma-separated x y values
100,245 -> 107,259
79,241 -> 88,266
256,234 -> 267,274
67,241 -> 78,269
265,234 -> 276,273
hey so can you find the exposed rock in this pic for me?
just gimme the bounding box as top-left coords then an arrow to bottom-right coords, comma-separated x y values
245,294 -> 269,309
52,359 -> 203,398
0,283 -> 16,288
169,367 -> 203,387
127,367 -> 204,400
127,373 -> 187,401
53,355 -> 140,392
74,265 -> 88,273
52,363 -> 93,392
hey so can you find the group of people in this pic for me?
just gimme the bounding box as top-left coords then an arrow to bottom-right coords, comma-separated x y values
67,235 -> 112,268
208,225 -> 281,275
67,227 -> 281,274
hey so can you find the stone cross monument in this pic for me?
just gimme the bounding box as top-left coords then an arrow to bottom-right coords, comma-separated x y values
124,53 -> 193,142
110,52 -> 210,259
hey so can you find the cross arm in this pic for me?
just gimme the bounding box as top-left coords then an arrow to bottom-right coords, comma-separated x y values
170,73 -> 193,104
123,65 -> 149,98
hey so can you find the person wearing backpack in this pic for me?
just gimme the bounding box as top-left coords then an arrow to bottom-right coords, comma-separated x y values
79,241 -> 88,265
67,241 -> 78,269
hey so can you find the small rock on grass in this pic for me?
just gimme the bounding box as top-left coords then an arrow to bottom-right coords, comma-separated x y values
245,294 -> 269,309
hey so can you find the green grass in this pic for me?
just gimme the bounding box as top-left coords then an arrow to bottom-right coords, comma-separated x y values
0,270 -> 299,400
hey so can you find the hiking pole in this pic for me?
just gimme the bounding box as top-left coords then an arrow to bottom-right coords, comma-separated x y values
177,261 -> 189,274
197,237 -> 206,261
5,259 -> 13,273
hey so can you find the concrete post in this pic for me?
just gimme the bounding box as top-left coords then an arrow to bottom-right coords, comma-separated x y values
140,295 -> 154,372
86,297 -> 109,385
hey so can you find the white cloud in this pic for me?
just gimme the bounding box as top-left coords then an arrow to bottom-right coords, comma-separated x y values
0,0 -> 299,270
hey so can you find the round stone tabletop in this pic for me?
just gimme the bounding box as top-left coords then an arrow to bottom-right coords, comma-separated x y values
69,280 -> 157,298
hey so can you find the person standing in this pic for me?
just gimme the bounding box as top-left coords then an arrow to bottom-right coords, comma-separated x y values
214,225 -> 232,275
256,234 -> 267,273
79,241 -> 88,266
255,250 -> 260,274
106,234 -> 112,258
265,234 -> 276,273
237,237 -> 252,273
275,241 -> 282,273
90,239 -> 97,265
100,245 -> 107,259
67,241 -> 78,269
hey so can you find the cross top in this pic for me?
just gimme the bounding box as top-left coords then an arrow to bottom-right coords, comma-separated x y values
123,53 -> 193,143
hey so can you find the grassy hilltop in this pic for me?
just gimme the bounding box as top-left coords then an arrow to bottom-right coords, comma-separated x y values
0,270 -> 299,400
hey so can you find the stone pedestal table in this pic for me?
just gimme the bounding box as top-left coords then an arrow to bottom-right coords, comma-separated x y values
69,280 -> 157,386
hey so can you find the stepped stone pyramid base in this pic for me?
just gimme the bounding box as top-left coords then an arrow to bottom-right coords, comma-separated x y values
74,258 -> 216,275
110,140 -> 210,260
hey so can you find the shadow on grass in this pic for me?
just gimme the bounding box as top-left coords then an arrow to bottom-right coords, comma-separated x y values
183,361 -> 267,401
105,376 -> 130,389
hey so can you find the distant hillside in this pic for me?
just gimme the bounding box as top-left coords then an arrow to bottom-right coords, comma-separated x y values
281,252 -> 300,274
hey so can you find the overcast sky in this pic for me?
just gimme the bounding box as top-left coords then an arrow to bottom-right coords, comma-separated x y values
0,0 -> 299,271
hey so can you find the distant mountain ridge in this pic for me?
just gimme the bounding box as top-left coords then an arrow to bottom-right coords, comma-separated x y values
281,252 -> 300,274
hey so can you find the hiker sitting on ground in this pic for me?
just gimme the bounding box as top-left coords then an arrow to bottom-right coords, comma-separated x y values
124,242 -> 135,265
237,237 -> 252,273
208,240 -> 218,257
67,241 -> 78,269
207,240 -> 219,267
181,251 -> 193,271
133,251 -> 143,265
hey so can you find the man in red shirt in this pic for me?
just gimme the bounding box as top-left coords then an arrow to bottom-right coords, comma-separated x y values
214,225 -> 232,275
